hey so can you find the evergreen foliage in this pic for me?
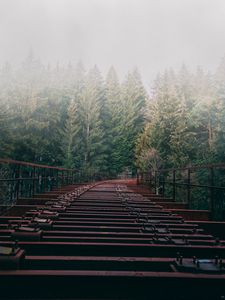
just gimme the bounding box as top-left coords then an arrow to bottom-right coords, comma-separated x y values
136,61 -> 225,171
0,54 -> 147,175
1,52 -> 225,176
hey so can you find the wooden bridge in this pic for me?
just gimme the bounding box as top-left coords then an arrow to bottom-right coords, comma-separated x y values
0,159 -> 225,299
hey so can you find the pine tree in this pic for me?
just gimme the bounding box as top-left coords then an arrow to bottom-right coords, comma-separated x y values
190,68 -> 217,162
137,69 -> 197,169
74,66 -> 105,172
120,68 -> 146,172
0,106 -> 13,157
104,66 -> 122,175
62,99 -> 77,168
213,56 -> 225,161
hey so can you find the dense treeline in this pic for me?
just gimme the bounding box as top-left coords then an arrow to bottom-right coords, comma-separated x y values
0,52 -> 146,176
1,52 -> 225,176
136,59 -> 225,171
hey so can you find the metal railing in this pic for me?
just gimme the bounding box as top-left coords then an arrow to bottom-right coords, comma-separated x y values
137,163 -> 225,220
0,158 -> 116,213
0,159 -> 80,211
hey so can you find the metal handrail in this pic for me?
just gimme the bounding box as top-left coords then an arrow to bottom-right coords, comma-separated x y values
155,162 -> 225,172
0,159 -> 79,211
0,158 -> 114,212
137,163 -> 225,220
0,158 -> 75,171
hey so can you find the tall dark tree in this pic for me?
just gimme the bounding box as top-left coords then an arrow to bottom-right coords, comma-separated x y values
73,66 -> 105,172
214,56 -> 225,161
104,66 -> 123,175
120,68 -> 146,171
62,99 -> 77,168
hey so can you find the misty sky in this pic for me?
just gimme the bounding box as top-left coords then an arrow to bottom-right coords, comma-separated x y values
0,0 -> 225,86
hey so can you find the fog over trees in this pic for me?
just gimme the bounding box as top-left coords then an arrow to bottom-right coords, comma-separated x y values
1,0 -> 225,174
0,55 -> 146,174
0,54 -> 225,174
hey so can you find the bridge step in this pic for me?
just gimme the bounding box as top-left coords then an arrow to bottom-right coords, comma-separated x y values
155,202 -> 188,209
168,209 -> 210,221
0,180 -> 224,299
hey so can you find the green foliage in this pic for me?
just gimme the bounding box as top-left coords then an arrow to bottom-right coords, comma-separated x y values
0,54 -> 147,175
0,106 -> 13,157
73,66 -> 106,172
103,66 -> 122,175
61,99 -> 77,168
119,69 -> 147,171
1,51 -> 225,179
136,62 -> 225,171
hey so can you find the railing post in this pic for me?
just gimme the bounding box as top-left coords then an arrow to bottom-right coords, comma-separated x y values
38,168 -> 42,193
72,170 -> 75,184
140,172 -> 143,185
155,171 -> 157,194
32,166 -> 36,196
187,168 -> 191,207
20,165 -> 24,198
49,169 -> 53,191
43,168 -> 47,192
15,165 -> 21,201
10,164 -> 15,201
149,170 -> 152,190
209,167 -> 214,220
51,169 -> 55,189
67,170 -> 69,185
29,169 -> 32,197
72,170 -> 74,184
162,172 -> 165,197
137,169 -> 140,185
62,170 -> 65,186
172,170 -> 176,201
60,170 -> 62,187
56,169 -> 59,188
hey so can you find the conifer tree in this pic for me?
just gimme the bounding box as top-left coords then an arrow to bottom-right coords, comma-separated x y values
104,66 -> 123,175
74,66 -> 105,172
62,99 -> 77,168
136,69 -> 197,169
120,68 -> 146,171
214,56 -> 225,161
0,106 -> 13,157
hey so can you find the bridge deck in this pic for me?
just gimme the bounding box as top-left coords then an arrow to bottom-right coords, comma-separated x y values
0,180 -> 225,299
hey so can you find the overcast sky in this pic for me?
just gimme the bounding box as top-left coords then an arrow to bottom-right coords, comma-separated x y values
0,0 -> 225,86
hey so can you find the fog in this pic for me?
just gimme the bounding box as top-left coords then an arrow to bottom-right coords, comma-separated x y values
1,0 -> 225,85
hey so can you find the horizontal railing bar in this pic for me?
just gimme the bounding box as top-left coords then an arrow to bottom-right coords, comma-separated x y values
157,163 -> 225,172
0,177 -> 73,182
140,164 -> 225,174
0,158 -> 76,171
159,181 -> 225,190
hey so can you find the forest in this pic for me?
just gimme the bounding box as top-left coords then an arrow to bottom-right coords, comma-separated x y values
0,52 -> 225,177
